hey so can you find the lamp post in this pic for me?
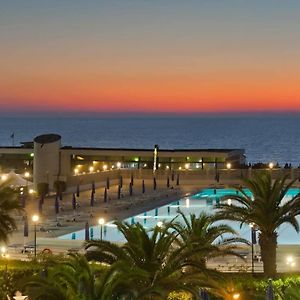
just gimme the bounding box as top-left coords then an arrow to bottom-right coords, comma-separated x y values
32,214 -> 39,258
24,172 -> 30,191
98,218 -> 105,241
249,223 -> 257,275
268,162 -> 274,179
157,221 -> 163,238
226,162 -> 231,179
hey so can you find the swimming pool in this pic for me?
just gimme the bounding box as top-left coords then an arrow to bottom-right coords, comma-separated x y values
59,188 -> 300,244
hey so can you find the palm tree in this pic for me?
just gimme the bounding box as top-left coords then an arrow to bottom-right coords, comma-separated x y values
21,253 -> 107,300
0,185 -> 22,243
215,172 -> 300,277
171,211 -> 247,267
85,221 -> 218,299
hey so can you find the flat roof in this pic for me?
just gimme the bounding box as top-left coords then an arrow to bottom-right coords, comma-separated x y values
0,145 -> 244,154
61,146 -> 244,153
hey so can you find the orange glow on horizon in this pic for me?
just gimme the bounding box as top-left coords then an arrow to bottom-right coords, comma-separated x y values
1,73 -> 300,113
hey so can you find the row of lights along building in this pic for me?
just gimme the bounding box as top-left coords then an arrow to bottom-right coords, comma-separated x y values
0,134 -> 246,189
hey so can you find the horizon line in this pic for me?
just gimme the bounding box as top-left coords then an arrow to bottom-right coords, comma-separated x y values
1,109 -> 300,118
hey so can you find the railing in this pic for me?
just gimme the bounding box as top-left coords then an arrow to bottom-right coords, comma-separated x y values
66,168 -> 300,187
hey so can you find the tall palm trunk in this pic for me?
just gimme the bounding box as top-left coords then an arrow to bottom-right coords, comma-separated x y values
259,232 -> 277,277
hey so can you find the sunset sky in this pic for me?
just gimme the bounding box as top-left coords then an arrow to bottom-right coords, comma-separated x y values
1,1 -> 300,113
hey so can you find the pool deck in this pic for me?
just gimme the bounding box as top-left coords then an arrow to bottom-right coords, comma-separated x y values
8,178 -> 206,251
6,177 -> 300,273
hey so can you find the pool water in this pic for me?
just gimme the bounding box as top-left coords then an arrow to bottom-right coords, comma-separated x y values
59,188 -> 300,244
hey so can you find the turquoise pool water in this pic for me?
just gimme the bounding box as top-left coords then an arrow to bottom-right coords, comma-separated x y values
59,188 -> 300,244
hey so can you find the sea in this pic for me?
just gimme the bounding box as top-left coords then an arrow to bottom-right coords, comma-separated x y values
1,113 -> 300,166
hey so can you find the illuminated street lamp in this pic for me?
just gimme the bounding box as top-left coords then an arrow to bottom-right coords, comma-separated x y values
249,223 -> 257,275
116,162 -> 121,169
1,246 -> 6,256
269,162 -> 274,169
1,174 -> 7,181
157,221 -> 163,228
103,165 -> 108,171
157,221 -> 163,237
98,218 -> 105,241
89,166 -> 94,173
13,291 -> 28,300
32,214 -> 39,258
74,168 -> 79,175
226,163 -> 232,170
186,198 -> 190,208
24,171 -> 30,189
184,163 -> 190,170
286,256 -> 296,268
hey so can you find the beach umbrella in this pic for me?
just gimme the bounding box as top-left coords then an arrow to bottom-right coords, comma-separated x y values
104,187 -> 108,203
106,177 -> 110,190
76,184 -> 80,197
90,191 -> 95,207
266,279 -> 275,300
23,215 -> 29,237
251,228 -> 257,245
72,193 -> 76,211
55,194 -> 59,215
215,171 -> 220,183
167,176 -> 170,188
171,171 -> 175,181
92,181 -> 95,194
119,175 -> 123,188
20,193 -> 26,208
240,169 -> 244,179
142,180 -> 145,193
176,174 -> 180,186
200,289 -> 210,300
85,221 -> 90,241
153,177 -> 157,190
130,174 -> 134,186
117,185 -> 121,199
38,197 -> 43,215
40,194 -> 44,205
129,182 -> 133,196
90,227 -> 94,240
